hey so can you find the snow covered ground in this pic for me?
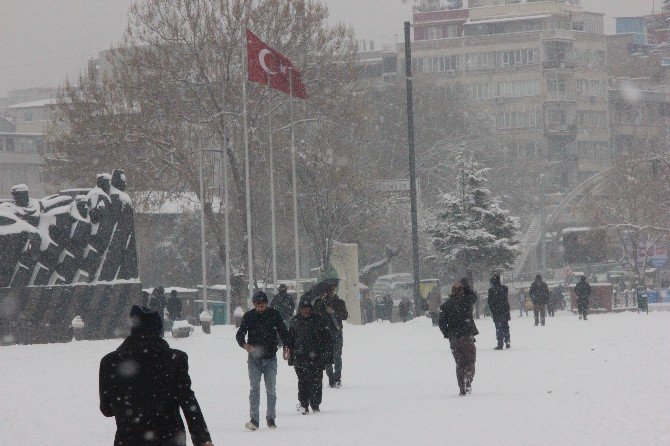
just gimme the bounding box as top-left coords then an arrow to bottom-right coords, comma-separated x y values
2,311 -> 669,445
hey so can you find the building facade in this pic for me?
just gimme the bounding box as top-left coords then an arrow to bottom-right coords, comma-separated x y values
401,0 -> 611,191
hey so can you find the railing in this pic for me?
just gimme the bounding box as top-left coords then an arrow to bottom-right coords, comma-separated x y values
543,29 -> 576,41
545,91 -> 576,102
544,122 -> 577,133
542,61 -> 576,70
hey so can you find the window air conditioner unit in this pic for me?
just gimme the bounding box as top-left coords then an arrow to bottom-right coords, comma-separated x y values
493,97 -> 503,104
446,69 -> 456,75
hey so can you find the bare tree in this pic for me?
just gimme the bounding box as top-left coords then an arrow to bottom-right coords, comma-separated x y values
48,0 -> 362,276
583,155 -> 670,282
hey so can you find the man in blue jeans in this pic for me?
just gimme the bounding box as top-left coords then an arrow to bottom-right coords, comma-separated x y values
236,291 -> 292,431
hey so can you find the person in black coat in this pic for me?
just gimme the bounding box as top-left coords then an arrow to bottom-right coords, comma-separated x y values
288,296 -> 333,414
529,275 -> 550,326
575,276 -> 592,320
313,282 -> 348,388
270,284 -> 295,328
99,305 -> 214,446
487,274 -> 511,350
148,286 -> 167,320
439,283 -> 479,396
236,291 -> 292,430
460,277 -> 480,319
166,289 -> 182,321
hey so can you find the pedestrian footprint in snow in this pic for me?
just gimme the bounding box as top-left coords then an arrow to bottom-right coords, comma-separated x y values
99,305 -> 214,446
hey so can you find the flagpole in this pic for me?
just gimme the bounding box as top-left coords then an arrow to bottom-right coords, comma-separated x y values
289,69 -> 302,296
242,33 -> 254,304
267,80 -> 278,294
222,136 -> 232,324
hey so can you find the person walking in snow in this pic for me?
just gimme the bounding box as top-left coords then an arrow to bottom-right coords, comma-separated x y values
166,289 -> 182,321
439,283 -> 478,396
460,277 -> 480,319
288,296 -> 333,414
487,274 -> 511,350
270,284 -> 295,328
398,296 -> 411,322
548,285 -> 564,317
313,280 -> 348,388
575,276 -> 592,320
517,289 -> 527,317
529,275 -> 550,326
148,286 -> 167,321
236,291 -> 292,431
99,305 -> 214,446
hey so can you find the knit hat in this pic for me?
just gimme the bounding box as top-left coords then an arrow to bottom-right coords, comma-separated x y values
298,297 -> 313,309
252,291 -> 269,304
130,305 -> 163,336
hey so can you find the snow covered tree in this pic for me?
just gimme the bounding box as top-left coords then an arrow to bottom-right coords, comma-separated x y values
425,152 -> 520,282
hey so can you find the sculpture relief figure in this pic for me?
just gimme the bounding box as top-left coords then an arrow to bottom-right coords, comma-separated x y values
87,173 -> 112,224
0,184 -> 42,227
110,169 -> 131,207
1,170 -> 139,287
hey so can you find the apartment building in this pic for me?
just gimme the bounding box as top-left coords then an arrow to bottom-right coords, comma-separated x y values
0,114 -> 46,197
0,96 -> 57,197
397,0 -> 611,190
609,77 -> 670,156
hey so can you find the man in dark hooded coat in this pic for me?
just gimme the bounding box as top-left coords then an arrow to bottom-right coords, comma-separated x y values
575,276 -> 592,320
288,296 -> 333,414
99,305 -> 213,446
439,283 -> 478,396
529,275 -> 551,326
487,274 -> 511,350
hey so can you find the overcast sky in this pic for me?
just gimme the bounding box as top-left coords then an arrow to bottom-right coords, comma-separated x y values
0,0 -> 657,97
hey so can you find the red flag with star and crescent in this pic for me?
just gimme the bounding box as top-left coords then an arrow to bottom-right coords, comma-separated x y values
246,29 -> 308,99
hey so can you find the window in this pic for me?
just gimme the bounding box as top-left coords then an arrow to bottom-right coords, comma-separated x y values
427,27 -> 443,40
5,137 -> 15,152
446,24 -> 459,38
496,109 -> 540,129
24,112 -> 34,122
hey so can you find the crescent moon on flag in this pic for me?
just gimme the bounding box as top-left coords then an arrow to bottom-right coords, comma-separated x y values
259,49 -> 277,75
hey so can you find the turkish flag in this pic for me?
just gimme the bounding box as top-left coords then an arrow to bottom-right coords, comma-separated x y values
246,29 -> 308,99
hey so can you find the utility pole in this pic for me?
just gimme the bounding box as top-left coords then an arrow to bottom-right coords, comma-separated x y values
198,144 -> 211,334
404,21 -> 422,314
539,174 -> 547,278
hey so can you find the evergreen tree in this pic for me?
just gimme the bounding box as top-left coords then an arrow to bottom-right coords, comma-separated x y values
425,152 -> 520,280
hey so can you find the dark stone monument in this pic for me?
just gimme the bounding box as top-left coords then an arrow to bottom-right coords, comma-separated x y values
0,172 -> 142,345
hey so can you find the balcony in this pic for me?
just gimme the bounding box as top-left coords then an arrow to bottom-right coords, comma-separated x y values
545,122 -> 577,135
542,29 -> 575,42
542,60 -> 576,70
545,91 -> 576,102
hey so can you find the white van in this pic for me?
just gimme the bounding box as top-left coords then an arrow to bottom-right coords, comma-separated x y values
371,273 -> 412,298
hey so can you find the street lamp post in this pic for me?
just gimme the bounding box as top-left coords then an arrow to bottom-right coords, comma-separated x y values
199,147 -> 232,327
198,146 -> 212,334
